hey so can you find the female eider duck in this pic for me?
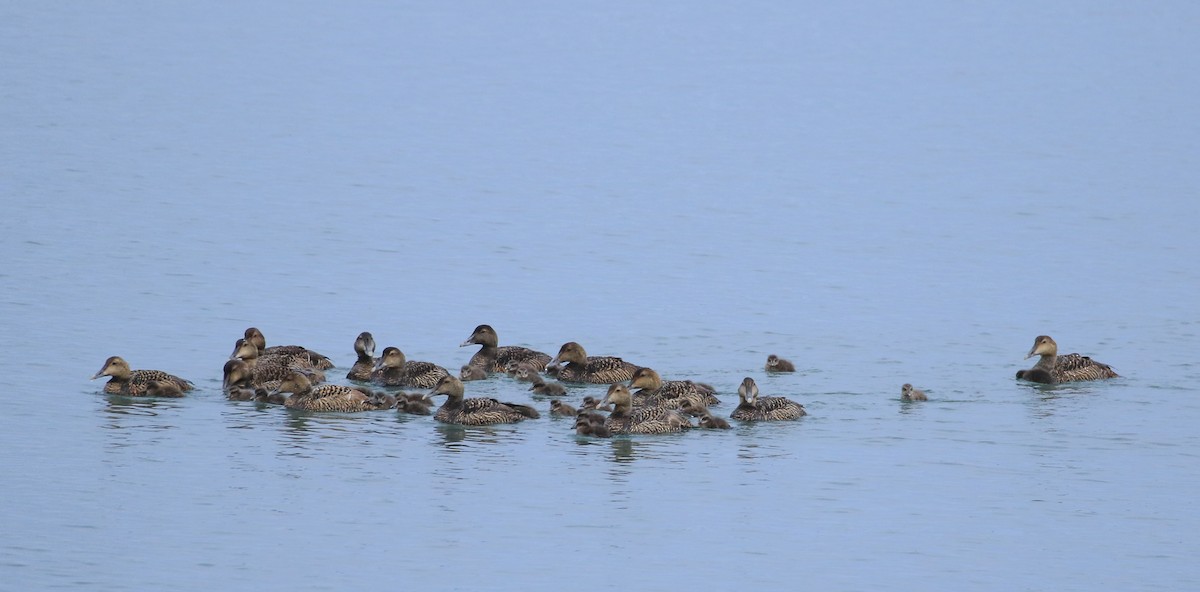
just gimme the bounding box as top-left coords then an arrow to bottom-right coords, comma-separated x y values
230,338 -> 325,390
731,377 -> 806,421
346,331 -> 378,381
243,327 -> 334,370
628,367 -> 720,409
1017,335 -> 1119,384
546,342 -> 641,384
371,346 -> 450,389
597,384 -> 693,434
900,383 -> 928,401
460,324 -> 552,374
765,354 -> 796,372
91,356 -> 193,396
425,375 -> 540,425
274,370 -> 386,412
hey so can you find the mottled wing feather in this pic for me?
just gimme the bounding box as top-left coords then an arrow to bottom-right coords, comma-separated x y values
1055,353 -> 1119,382
558,357 -> 640,384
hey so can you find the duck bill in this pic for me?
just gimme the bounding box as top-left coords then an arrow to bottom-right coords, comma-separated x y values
1025,345 -> 1038,359
545,356 -> 561,371
459,338 -> 475,348
90,370 -> 105,380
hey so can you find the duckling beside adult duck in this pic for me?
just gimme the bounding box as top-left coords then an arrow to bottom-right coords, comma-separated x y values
243,327 -> 334,370
460,365 -> 489,381
1016,335 -> 1119,384
574,412 -> 612,438
546,342 -> 641,384
549,399 -> 578,417
460,324 -> 552,374
529,374 -> 567,397
697,411 -> 732,429
765,354 -> 796,372
598,384 -> 692,434
425,375 -> 540,425
628,367 -> 719,409
730,377 -> 806,421
346,331 -> 378,381
230,338 -> 325,389
371,346 -> 450,389
274,371 -> 386,412
91,356 -> 193,396
222,359 -> 267,400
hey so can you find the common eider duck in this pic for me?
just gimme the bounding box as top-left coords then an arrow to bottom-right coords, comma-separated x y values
628,367 -> 720,409
230,338 -> 326,389
144,380 -> 186,398
900,383 -> 928,401
765,354 -> 796,373
731,377 -> 806,421
346,332 -> 377,381
460,365 -> 488,381
460,324 -> 552,374
425,375 -> 539,425
1016,335 -> 1119,384
549,399 -> 578,417
574,413 -> 612,438
91,356 -> 193,396
243,327 -> 334,370
598,384 -> 692,434
529,374 -> 567,397
697,411 -> 732,429
274,371 -> 386,412
222,359 -> 269,400
579,396 -> 613,412
371,346 -> 450,389
397,394 -> 433,416
546,342 -> 641,384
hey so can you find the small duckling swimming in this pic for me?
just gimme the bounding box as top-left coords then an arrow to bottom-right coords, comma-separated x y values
371,346 -> 450,389
697,411 -> 732,429
346,331 -> 378,381
425,375 -> 539,425
730,377 -> 806,421
598,384 -> 692,434
512,362 -> 542,383
900,383 -> 928,401
460,365 -> 489,381
579,396 -> 613,412
549,399 -> 578,417
628,367 -> 720,409
574,412 -> 612,438
396,393 -> 433,416
546,341 -> 641,384
529,374 -> 567,397
765,354 -> 796,372
1016,335 -> 1119,384
222,359 -> 267,399
91,356 -> 194,396
243,327 -> 334,370
274,371 -> 386,412
460,324 -> 552,374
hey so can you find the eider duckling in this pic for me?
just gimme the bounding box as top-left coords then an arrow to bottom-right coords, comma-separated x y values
274,371 -> 386,412
243,327 -> 334,370
91,356 -> 193,396
900,383 -> 928,401
529,374 -> 567,397
460,324 -> 552,374
730,377 -> 806,421
546,342 -> 641,384
396,393 -> 433,415
144,380 -> 186,398
598,384 -> 693,434
697,411 -> 732,429
1016,335 -> 1119,384
549,399 -> 578,417
628,367 -> 720,409
512,362 -> 542,383
425,375 -> 539,425
765,354 -> 796,373
346,331 -> 378,381
222,359 -> 268,400
574,413 -> 612,438
460,364 -> 488,381
371,346 -> 450,389
579,396 -> 613,412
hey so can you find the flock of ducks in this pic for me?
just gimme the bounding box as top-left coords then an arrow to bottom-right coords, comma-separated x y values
90,327 -> 1120,436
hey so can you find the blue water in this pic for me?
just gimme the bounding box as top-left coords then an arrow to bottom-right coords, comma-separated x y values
3,1 -> 1199,590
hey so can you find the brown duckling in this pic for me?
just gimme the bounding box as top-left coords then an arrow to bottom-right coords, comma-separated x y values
529,374 -> 567,397
460,324 -> 552,374
730,377 -> 806,421
549,399 -> 578,417
598,384 -> 692,434
346,331 -> 378,381
512,362 -> 542,383
900,383 -> 928,401
574,412 -> 612,438
223,359 -> 268,400
91,356 -> 193,396
243,327 -> 334,370
628,367 -> 720,409
396,393 -> 434,415
697,411 -> 732,429
546,341 -> 641,384
579,396 -> 613,412
274,371 -> 386,412
1016,335 -> 1119,384
425,375 -> 539,425
765,354 -> 796,372
460,364 -> 489,381
371,346 -> 450,389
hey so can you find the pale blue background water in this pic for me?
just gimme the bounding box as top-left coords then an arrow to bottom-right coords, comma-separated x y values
3,2 -> 1199,590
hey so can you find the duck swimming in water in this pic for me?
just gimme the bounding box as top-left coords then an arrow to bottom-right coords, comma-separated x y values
243,327 -> 334,370
598,384 -> 692,434
731,377 -> 806,421
230,338 -> 325,390
1016,335 -> 1119,384
579,396 -> 613,412
425,375 -> 540,425
346,332 -> 377,381
549,399 -> 578,417
144,380 -> 186,398
460,365 -> 488,381
460,324 -> 552,374
222,359 -> 267,400
274,371 -> 386,412
697,411 -> 732,429
765,354 -> 796,372
574,412 -> 612,438
628,367 -> 720,409
529,374 -> 567,397
900,383 -> 928,401
371,346 -> 450,389
546,342 -> 641,384
91,356 -> 193,396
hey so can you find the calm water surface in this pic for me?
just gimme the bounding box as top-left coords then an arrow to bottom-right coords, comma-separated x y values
3,2 -> 1199,590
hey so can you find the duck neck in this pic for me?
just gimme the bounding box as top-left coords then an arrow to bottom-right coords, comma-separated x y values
1033,353 -> 1057,371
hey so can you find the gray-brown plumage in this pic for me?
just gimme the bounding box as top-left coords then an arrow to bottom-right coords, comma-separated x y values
371,346 -> 450,389
697,411 -> 732,429
628,367 -> 720,409
901,383 -> 928,401
144,380 -> 186,398
223,359 -> 268,400
91,356 -> 193,396
244,327 -> 334,370
574,412 -> 612,437
580,396 -> 613,412
599,384 -> 693,434
512,362 -> 542,382
549,400 -> 578,417
275,371 -> 386,412
230,338 -> 307,389
1016,335 -> 1119,384
396,393 -> 434,415
460,364 -> 488,381
460,324 -> 552,374
730,377 -> 806,421
765,354 -> 796,372
426,375 -> 538,425
346,331 -> 378,381
529,374 -> 567,397
547,342 -> 641,384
